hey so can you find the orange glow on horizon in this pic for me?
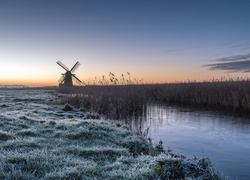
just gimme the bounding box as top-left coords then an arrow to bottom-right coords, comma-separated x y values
0,77 -> 57,87
1,70 -> 250,87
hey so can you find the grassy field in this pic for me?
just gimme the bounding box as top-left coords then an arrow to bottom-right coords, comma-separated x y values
0,115 -> 222,179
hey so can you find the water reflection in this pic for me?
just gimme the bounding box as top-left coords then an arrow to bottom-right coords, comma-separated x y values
142,105 -> 250,180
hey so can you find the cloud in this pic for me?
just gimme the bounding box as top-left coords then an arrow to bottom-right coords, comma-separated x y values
204,53 -> 250,72
165,49 -> 182,53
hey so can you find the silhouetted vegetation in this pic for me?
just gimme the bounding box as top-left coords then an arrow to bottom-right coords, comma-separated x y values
59,77 -> 250,121
147,80 -> 250,112
59,85 -> 148,120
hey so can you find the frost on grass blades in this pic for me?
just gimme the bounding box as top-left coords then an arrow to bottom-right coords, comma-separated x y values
0,89 -> 223,179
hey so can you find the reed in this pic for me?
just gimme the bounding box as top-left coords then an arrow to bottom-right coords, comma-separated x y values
59,85 -> 147,120
59,77 -> 250,121
146,80 -> 250,112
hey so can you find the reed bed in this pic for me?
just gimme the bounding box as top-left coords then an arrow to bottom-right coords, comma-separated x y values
59,85 -> 147,120
148,80 -> 250,112
59,79 -> 250,121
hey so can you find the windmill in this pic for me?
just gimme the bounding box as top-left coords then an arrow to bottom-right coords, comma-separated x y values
57,60 -> 82,87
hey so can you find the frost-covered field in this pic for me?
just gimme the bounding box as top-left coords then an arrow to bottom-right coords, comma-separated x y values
0,89 -> 222,179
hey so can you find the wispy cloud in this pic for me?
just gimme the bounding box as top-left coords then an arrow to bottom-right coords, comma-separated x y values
204,53 -> 250,72
222,41 -> 239,45
165,46 -> 203,53
165,49 -> 182,53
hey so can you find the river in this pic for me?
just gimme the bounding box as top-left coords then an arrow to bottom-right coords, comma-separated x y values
142,104 -> 250,180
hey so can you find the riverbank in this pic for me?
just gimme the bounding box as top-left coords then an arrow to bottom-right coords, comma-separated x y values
0,89 -> 223,179
0,116 -> 222,179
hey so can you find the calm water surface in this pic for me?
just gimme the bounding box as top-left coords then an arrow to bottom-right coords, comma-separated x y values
143,105 -> 250,180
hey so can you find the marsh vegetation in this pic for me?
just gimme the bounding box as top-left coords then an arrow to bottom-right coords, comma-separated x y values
59,77 -> 250,121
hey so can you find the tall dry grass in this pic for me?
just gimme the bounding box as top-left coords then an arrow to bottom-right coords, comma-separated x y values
58,78 -> 250,120
147,80 -> 250,112
59,85 -> 147,120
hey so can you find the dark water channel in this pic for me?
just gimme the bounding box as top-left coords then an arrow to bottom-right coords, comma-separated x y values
142,105 -> 250,180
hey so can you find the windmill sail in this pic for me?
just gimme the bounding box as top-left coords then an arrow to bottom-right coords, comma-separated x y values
58,75 -> 64,83
71,61 -> 80,73
57,61 -> 69,71
72,74 -> 82,83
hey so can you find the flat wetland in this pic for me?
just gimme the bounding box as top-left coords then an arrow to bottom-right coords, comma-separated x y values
2,80 -> 249,179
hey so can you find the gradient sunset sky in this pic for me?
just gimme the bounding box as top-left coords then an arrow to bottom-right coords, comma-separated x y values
1,0 -> 250,86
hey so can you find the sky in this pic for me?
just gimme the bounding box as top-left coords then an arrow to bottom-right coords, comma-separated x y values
1,0 -> 250,86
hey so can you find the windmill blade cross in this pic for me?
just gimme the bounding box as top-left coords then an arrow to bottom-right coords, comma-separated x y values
71,61 -> 80,73
57,60 -> 69,71
72,74 -> 82,84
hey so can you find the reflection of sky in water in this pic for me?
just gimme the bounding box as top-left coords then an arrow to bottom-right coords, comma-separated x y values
144,105 -> 250,179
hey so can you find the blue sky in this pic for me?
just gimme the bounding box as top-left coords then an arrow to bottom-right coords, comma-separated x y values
1,0 -> 250,86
